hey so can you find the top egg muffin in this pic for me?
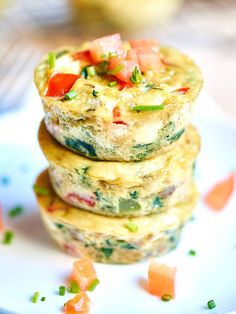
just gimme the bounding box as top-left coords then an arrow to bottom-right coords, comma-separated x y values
34,34 -> 202,161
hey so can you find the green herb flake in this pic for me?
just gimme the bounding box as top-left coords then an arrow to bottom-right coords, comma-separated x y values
207,300 -> 216,310
67,281 -> 80,294
132,104 -> 164,112
87,66 -> 96,77
65,90 -> 77,100
2,230 -> 14,245
92,90 -> 99,97
48,52 -> 56,69
161,294 -> 172,302
59,285 -> 66,296
31,291 -> 40,303
108,81 -> 117,87
33,184 -> 49,196
88,278 -> 100,292
8,206 -> 24,218
188,249 -> 196,256
81,67 -> 88,79
99,247 -> 113,258
108,64 -> 124,75
124,222 -> 138,233
153,197 -> 164,209
130,191 -> 138,199
41,296 -> 46,302
130,66 -> 143,84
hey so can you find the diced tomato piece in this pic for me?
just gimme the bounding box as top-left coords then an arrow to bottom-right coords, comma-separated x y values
73,50 -> 94,64
129,39 -> 163,72
46,73 -> 80,97
109,56 -> 137,83
90,33 -> 125,63
70,258 -> 98,291
137,51 -> 163,72
129,39 -> 160,53
204,173 -> 235,211
175,87 -> 190,95
66,193 -> 95,208
64,292 -> 90,314
0,204 -> 4,231
118,81 -> 133,91
148,261 -> 177,299
126,49 -> 139,65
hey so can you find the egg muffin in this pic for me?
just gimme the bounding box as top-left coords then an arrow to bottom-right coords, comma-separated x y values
34,170 -> 198,264
34,34 -> 202,161
38,120 -> 200,217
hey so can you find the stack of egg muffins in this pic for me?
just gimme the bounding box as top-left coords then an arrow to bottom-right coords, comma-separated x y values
34,34 -> 202,264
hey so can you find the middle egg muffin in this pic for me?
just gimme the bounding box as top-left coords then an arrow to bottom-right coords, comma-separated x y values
39,120 -> 200,217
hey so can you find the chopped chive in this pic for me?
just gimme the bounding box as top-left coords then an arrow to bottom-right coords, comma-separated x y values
188,249 -> 196,256
65,90 -> 77,100
87,66 -> 96,77
41,296 -> 46,302
33,184 -> 49,196
108,64 -> 124,75
8,206 -> 23,218
31,291 -> 40,303
124,222 -> 138,233
108,81 -> 117,87
67,281 -> 80,294
48,52 -> 56,69
2,230 -> 14,245
130,66 -> 143,84
59,285 -> 66,296
92,90 -> 99,97
88,278 -> 100,291
161,294 -> 172,302
132,104 -> 164,111
207,300 -> 216,310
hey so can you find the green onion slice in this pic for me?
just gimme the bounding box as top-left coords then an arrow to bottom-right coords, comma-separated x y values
130,66 -> 143,84
2,230 -> 14,245
161,294 -> 172,302
87,66 -> 96,77
132,104 -> 164,111
9,206 -> 24,217
48,52 -> 56,69
124,222 -> 138,233
188,249 -> 196,256
65,90 -> 77,100
59,285 -> 66,296
108,81 -> 117,87
67,281 -> 80,294
88,278 -> 100,291
41,296 -> 46,301
33,184 -> 49,196
207,300 -> 216,309
31,291 -> 40,303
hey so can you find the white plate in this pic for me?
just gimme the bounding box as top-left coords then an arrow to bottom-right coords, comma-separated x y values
0,91 -> 236,314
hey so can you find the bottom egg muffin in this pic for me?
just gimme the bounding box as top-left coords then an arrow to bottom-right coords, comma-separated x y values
39,121 -> 200,217
34,170 -> 198,264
